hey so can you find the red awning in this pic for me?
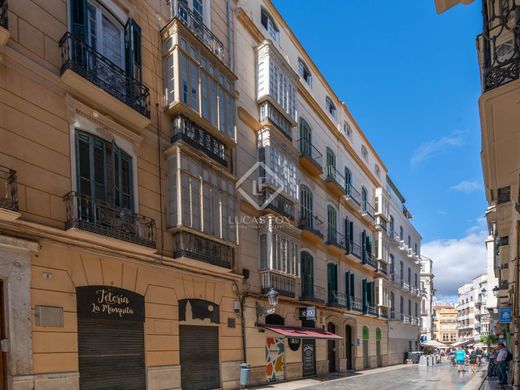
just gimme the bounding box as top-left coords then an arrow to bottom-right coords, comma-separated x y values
262,325 -> 342,340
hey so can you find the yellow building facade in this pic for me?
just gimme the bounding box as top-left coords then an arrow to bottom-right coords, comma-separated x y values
0,0 -> 423,388
433,306 -> 458,345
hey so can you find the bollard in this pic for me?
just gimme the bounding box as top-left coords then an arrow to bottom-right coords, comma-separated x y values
240,363 -> 250,388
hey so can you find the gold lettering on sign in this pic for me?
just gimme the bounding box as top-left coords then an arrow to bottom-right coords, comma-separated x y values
91,289 -> 134,318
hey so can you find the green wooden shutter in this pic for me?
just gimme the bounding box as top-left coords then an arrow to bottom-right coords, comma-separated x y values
345,271 -> 351,307
345,217 -> 350,253
361,230 -> 366,263
76,132 -> 92,196
125,19 -> 142,81
327,263 -> 337,303
350,273 -> 355,298
301,252 -> 314,298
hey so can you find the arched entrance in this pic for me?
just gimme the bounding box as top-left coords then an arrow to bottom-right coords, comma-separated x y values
179,299 -> 220,390
362,326 -> 370,369
345,324 -> 354,370
376,328 -> 382,367
327,322 -> 336,372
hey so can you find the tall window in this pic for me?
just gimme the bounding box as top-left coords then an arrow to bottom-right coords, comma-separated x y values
327,262 -> 338,303
361,145 -> 368,161
375,165 -> 380,178
325,96 -> 336,119
259,232 -> 298,275
298,58 -> 312,86
300,185 -> 313,227
399,261 -> 404,280
301,251 -> 314,298
399,226 -> 404,240
408,235 -> 411,248
76,131 -> 133,210
343,122 -> 352,138
407,268 -> 411,285
260,7 -> 279,43
362,186 -> 368,211
389,215 -> 394,235
299,118 -> 312,156
326,147 -> 336,179
389,254 -> 395,278
345,167 -> 352,194
327,205 -> 337,243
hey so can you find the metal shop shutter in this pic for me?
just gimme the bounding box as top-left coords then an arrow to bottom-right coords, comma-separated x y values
180,325 -> 220,390
78,318 -> 145,390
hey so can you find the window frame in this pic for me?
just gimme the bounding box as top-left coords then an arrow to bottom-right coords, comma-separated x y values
298,58 -> 312,86
260,7 -> 279,43
325,96 -> 336,119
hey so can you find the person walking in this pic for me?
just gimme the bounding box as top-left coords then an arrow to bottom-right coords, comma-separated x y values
469,349 -> 478,374
496,342 -> 510,385
455,346 -> 466,374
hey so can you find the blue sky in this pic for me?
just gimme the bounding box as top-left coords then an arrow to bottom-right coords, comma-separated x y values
272,0 -> 487,297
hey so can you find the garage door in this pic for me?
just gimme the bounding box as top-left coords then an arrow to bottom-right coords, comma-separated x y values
180,325 -> 220,390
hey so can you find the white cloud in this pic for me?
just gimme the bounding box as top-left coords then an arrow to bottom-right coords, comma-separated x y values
422,219 -> 488,297
450,180 -> 482,193
411,131 -> 465,166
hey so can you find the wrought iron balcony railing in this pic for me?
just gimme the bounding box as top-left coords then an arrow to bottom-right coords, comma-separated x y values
362,201 -> 375,220
351,296 -> 363,312
326,227 -> 346,251
363,250 -> 376,268
298,213 -> 324,237
260,187 -> 295,220
345,183 -> 361,205
300,285 -> 326,304
325,165 -> 345,189
0,0 -> 7,29
480,0 -> 520,91
328,290 -> 348,307
366,305 -> 377,316
59,33 -> 150,118
169,0 -> 224,62
349,241 -> 362,259
0,165 -> 18,211
298,138 -> 323,170
377,261 -> 388,275
171,115 -> 230,168
259,102 -> 293,141
173,230 -> 233,268
261,270 -> 296,297
64,191 -> 156,248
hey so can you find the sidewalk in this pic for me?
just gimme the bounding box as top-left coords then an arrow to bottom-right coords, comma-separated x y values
463,367 -> 513,390
249,364 -> 416,390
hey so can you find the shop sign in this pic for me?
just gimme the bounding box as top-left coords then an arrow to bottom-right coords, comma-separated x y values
288,338 -> 301,351
298,306 -> 316,321
76,286 -> 144,321
499,307 -> 512,324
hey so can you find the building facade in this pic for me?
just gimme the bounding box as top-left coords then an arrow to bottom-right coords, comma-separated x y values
0,0 -> 424,388
456,275 -> 488,341
420,256 -> 435,343
433,305 -> 458,345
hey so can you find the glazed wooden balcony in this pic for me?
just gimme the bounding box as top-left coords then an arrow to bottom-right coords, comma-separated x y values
168,0 -> 224,63
324,166 -> 345,198
377,261 -> 388,276
59,33 -> 151,129
298,213 -> 324,241
298,139 -> 323,176
64,191 -> 156,252
0,0 -> 9,46
260,270 -> 296,298
259,101 -> 293,141
0,165 -> 20,221
173,230 -> 233,269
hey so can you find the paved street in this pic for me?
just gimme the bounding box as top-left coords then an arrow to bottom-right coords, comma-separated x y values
253,362 -> 479,390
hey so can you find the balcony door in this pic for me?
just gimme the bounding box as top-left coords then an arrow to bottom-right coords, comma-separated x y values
327,206 -> 337,243
299,118 -> 312,156
327,262 -> 337,303
326,148 -> 336,179
300,185 -> 313,228
301,251 -> 314,300
345,167 -> 352,194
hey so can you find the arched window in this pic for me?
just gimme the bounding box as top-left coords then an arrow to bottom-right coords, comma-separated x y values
300,184 -> 314,228
327,262 -> 338,304
327,205 -> 337,243
326,147 -> 336,179
260,7 -> 279,43
362,326 -> 370,340
345,167 -> 352,194
298,58 -> 312,86
299,118 -> 312,156
361,186 -> 368,211
361,145 -> 368,161
325,96 -> 336,119
376,327 -> 382,341
301,251 -> 314,299
265,314 -> 284,326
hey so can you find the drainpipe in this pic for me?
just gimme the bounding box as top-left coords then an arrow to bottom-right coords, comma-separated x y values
514,221 -> 519,388
227,0 -> 233,70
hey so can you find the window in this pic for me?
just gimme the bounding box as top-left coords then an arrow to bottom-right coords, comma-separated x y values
326,147 -> 336,179
261,7 -> 279,43
299,118 -> 312,155
399,226 -> 404,241
361,186 -> 368,211
327,205 -> 338,242
389,216 -> 394,235
343,122 -> 352,138
86,1 -> 125,69
76,131 -> 133,210
408,235 -> 411,248
300,185 -> 314,226
361,145 -> 368,161
375,164 -> 380,178
258,141 -> 298,199
345,167 -> 352,193
262,59 -> 296,118
414,273 -> 418,288
399,261 -> 403,279
325,97 -> 336,119
298,58 -> 312,86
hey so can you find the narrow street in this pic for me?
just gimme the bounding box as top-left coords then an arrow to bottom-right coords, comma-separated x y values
253,362 -> 479,390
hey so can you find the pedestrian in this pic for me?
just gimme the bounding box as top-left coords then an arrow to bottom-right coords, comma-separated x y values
469,349 -> 478,374
496,342 -> 512,385
475,348 -> 483,366
455,346 -> 466,374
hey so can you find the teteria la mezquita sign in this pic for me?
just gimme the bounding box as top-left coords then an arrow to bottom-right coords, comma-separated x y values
76,286 -> 145,322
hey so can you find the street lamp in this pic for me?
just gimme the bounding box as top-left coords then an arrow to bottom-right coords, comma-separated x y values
492,286 -> 499,297
256,288 -> 279,324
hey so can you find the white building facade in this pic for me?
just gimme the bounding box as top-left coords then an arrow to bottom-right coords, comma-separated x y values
420,256 -> 435,343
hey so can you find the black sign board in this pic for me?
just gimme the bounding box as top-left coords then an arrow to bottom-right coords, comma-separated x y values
302,339 -> 316,376
76,286 -> 145,322
288,338 -> 301,351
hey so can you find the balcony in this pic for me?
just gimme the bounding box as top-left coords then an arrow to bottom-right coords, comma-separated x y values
361,201 -> 375,222
168,0 -> 224,62
300,285 -> 326,305
260,188 -> 295,220
328,291 -> 348,307
363,250 -> 376,269
390,310 -> 397,320
298,139 -> 323,176
59,33 -> 151,129
402,315 -> 411,324
348,241 -> 362,260
366,305 -> 377,316
345,183 -> 361,208
64,191 -> 156,252
375,217 -> 387,232
377,261 -> 388,276
401,280 -> 410,290
298,214 -> 324,241
379,307 -> 389,319
351,296 -> 363,312
259,102 -> 293,141
0,165 -> 19,221
261,270 -> 296,298
324,166 -> 346,198
325,227 -> 346,254
173,230 -> 233,269
0,0 -> 8,46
